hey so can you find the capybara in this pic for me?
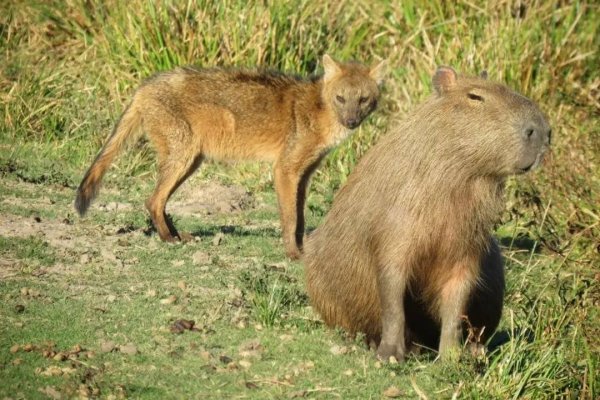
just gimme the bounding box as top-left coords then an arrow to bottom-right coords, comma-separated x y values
304,66 -> 551,361
75,55 -> 386,259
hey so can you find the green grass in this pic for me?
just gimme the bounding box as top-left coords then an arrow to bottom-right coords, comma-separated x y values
1,0 -> 598,398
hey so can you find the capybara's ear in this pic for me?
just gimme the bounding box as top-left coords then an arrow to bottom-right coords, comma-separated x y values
369,59 -> 388,86
432,66 -> 458,95
480,70 -> 489,80
323,54 -> 342,82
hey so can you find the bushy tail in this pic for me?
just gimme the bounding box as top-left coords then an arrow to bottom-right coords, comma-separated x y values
75,104 -> 142,216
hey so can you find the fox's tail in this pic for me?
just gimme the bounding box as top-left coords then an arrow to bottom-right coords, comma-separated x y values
75,103 -> 142,216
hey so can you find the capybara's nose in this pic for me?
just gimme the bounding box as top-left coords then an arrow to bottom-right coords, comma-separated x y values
523,125 -> 548,143
524,125 -> 549,145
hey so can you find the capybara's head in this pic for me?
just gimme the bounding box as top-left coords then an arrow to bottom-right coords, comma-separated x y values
322,54 -> 387,129
431,66 -> 551,175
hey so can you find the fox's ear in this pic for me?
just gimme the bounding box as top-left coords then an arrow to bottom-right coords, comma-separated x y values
369,59 -> 388,86
323,54 -> 342,82
432,66 -> 457,95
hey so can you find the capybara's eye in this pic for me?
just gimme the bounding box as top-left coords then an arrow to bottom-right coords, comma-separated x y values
336,95 -> 346,104
359,96 -> 369,104
467,92 -> 485,102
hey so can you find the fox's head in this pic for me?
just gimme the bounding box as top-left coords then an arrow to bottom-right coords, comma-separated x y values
321,54 -> 387,129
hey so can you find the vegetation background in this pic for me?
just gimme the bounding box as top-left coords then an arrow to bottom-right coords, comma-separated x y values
1,0 -> 598,398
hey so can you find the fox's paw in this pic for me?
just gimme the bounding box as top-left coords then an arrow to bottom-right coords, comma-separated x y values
178,232 -> 195,243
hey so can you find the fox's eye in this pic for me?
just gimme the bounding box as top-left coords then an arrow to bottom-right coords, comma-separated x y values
359,96 -> 369,104
467,92 -> 484,102
336,95 -> 346,104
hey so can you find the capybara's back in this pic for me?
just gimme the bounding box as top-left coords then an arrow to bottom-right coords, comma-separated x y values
305,67 -> 551,360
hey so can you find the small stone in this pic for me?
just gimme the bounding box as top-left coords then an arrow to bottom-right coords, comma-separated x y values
38,386 -> 62,400
23,343 -> 34,352
219,355 -> 233,364
53,352 -> 67,361
60,367 -> 76,375
42,350 -> 54,358
78,384 -> 91,398
9,344 -> 19,353
160,295 -> 177,305
343,369 -> 353,376
177,281 -> 186,291
212,232 -> 225,246
120,343 -> 138,356
192,251 -> 211,265
40,366 -> 63,376
170,319 -> 195,334
383,386 -> 403,398
329,344 -> 348,356
288,390 -> 308,398
238,360 -> 252,369
238,339 -> 262,358
100,341 -> 116,353
226,361 -> 239,370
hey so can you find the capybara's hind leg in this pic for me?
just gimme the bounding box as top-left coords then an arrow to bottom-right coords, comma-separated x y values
146,154 -> 203,242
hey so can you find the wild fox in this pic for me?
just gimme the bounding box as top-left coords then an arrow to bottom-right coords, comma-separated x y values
75,55 -> 386,259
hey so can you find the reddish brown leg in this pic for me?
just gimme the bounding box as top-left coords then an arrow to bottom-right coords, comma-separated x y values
274,163 -> 301,259
146,154 -> 203,242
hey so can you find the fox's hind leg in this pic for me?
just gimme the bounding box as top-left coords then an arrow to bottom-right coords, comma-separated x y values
146,154 -> 203,242
145,118 -> 203,242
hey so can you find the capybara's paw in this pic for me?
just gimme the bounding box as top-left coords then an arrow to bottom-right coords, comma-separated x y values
376,342 -> 405,363
178,232 -> 194,243
438,346 -> 461,363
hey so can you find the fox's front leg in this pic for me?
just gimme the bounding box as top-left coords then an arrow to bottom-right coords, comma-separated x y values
274,162 -> 302,259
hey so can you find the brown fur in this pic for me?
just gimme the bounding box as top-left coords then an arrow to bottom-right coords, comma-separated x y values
75,55 -> 386,259
304,67 -> 551,360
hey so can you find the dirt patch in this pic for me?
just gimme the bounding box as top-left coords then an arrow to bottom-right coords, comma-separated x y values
0,212 -> 145,279
168,181 -> 256,216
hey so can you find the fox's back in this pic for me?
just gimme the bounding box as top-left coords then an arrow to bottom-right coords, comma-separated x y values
135,67 -> 320,160
147,67 -> 311,116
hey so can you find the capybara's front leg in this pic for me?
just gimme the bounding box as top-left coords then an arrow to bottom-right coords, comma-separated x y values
438,264 -> 477,360
376,268 -> 408,361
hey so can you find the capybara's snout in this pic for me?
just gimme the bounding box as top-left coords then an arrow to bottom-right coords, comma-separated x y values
516,109 -> 551,173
